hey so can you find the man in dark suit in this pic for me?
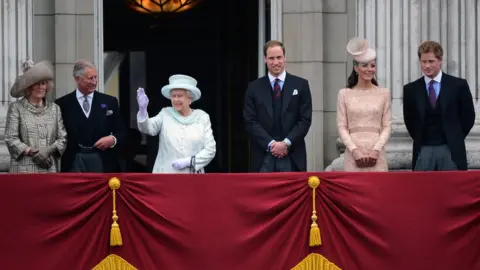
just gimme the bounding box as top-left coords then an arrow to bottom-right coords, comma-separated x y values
403,41 -> 475,171
55,60 -> 127,172
243,40 -> 312,172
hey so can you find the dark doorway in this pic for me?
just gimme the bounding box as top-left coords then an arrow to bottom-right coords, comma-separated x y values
103,0 -> 259,172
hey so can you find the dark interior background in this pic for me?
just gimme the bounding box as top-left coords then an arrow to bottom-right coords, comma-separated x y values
103,0 -> 262,172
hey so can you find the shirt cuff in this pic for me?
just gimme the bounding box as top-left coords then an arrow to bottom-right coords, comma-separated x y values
137,111 -> 148,122
283,138 -> 292,147
267,140 -> 275,151
110,135 -> 117,148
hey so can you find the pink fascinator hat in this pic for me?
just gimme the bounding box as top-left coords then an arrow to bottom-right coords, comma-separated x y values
346,37 -> 376,64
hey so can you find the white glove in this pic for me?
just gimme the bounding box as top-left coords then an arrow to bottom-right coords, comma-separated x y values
137,87 -> 149,120
172,158 -> 190,171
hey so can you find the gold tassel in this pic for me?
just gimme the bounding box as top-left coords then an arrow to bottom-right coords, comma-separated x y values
109,177 -> 123,247
308,176 -> 321,247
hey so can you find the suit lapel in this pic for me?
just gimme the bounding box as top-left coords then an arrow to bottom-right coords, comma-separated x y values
89,92 -> 108,130
438,74 -> 452,112
65,91 -> 85,136
90,92 -> 103,118
69,90 -> 90,119
413,78 -> 427,118
281,73 -> 294,115
260,76 -> 274,119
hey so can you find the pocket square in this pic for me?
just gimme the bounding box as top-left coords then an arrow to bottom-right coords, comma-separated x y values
106,110 -> 113,116
292,89 -> 298,95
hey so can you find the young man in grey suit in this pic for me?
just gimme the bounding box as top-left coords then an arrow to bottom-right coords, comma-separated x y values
403,41 -> 475,171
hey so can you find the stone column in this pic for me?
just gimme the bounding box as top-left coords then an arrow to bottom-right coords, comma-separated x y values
0,0 -> 34,171
53,0 -> 96,98
321,0 -> 356,169
93,0 -> 104,93
327,0 -> 480,170
282,0 -> 324,171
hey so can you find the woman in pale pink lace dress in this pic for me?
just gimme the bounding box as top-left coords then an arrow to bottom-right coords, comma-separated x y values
336,38 -> 392,172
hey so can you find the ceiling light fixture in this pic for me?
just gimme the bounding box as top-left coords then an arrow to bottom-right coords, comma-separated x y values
128,0 -> 203,14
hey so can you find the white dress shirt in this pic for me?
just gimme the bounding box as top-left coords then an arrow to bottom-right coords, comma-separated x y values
424,70 -> 442,97
76,89 -> 94,118
267,70 -> 286,89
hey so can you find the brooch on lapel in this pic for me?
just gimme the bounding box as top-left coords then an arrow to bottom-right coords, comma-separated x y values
101,104 -> 107,109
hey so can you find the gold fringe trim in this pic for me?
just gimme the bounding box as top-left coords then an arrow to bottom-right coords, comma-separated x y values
109,177 -> 123,246
92,254 -> 137,270
308,176 -> 321,247
291,253 -> 341,270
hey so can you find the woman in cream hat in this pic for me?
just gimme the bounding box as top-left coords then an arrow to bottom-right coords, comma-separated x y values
336,37 -> 392,172
136,74 -> 216,173
4,59 -> 67,173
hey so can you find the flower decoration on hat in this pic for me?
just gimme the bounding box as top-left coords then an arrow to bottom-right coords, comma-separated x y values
10,59 -> 54,98
346,37 -> 377,65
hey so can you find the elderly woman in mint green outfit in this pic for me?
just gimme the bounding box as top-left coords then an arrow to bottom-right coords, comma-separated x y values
136,74 -> 216,173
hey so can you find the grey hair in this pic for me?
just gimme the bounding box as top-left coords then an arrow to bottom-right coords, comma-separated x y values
73,60 -> 96,78
169,89 -> 193,99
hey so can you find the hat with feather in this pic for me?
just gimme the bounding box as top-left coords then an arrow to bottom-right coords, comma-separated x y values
10,59 -> 54,98
346,37 -> 377,64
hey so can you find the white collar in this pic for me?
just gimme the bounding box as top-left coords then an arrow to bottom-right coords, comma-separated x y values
424,71 -> 443,84
76,89 -> 95,99
268,70 -> 287,83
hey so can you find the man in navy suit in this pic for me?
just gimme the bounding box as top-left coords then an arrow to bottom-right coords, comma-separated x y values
55,60 -> 127,172
243,40 -> 312,172
403,41 -> 475,171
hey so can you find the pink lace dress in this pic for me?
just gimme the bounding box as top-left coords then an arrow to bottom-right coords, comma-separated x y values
336,87 -> 392,172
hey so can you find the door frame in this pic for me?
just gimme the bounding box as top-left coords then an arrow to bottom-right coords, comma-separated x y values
258,0 -> 282,78
95,0 -> 282,85
94,0 -> 105,93
258,0 -> 266,77
269,0 -> 283,41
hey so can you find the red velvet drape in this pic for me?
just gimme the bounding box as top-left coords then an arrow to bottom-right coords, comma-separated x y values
0,172 -> 478,270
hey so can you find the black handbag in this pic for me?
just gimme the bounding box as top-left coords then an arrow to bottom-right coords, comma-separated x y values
189,156 -> 201,174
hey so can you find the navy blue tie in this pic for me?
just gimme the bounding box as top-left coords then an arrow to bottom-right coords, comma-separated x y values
273,79 -> 281,99
428,81 -> 436,107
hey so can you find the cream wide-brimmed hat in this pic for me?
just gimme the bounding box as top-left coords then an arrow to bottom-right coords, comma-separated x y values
10,60 -> 54,98
161,74 -> 201,102
346,37 -> 377,64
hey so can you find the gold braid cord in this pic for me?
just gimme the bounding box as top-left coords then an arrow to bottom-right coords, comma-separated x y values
109,177 -> 123,246
92,254 -> 137,270
291,253 -> 341,270
308,176 -> 321,247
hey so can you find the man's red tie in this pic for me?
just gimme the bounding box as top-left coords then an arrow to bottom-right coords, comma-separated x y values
428,80 -> 437,107
273,78 -> 281,98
